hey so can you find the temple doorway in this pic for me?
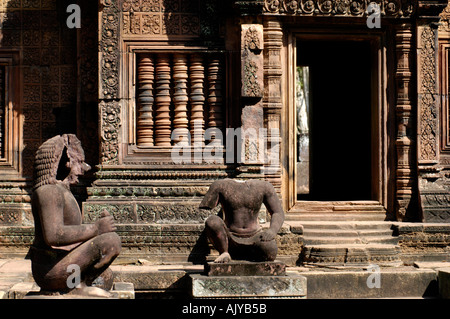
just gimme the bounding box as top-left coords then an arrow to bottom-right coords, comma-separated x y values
295,39 -> 374,201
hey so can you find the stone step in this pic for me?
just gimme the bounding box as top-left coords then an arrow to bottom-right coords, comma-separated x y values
298,221 -> 394,230
302,244 -> 402,265
304,236 -> 399,245
293,201 -> 384,211
295,267 -> 438,299
287,212 -> 386,221
303,228 -> 394,237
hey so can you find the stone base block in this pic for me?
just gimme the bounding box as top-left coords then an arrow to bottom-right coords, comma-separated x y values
301,267 -> 438,299
205,261 -> 286,276
23,282 -> 135,299
111,282 -> 135,299
190,273 -> 307,299
438,268 -> 450,299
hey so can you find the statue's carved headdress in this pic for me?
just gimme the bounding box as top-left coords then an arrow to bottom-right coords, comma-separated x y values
33,134 -> 84,189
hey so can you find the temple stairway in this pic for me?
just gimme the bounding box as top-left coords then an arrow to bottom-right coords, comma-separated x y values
285,202 -> 402,266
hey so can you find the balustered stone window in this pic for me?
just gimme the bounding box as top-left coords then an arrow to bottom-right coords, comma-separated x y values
135,52 -> 225,151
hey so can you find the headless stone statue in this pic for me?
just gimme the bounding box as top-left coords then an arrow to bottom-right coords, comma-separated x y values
201,179 -> 285,263
28,134 -> 121,297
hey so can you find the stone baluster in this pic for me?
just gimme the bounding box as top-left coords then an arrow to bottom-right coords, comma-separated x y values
172,54 -> 189,144
207,56 -> 224,141
189,54 -> 205,147
154,55 -> 172,146
137,54 -> 155,147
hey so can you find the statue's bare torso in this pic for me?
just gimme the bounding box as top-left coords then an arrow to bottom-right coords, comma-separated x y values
201,179 -> 285,263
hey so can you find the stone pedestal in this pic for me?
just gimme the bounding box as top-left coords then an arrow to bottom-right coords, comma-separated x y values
190,261 -> 306,299
22,282 -> 135,299
438,268 -> 450,299
205,261 -> 286,276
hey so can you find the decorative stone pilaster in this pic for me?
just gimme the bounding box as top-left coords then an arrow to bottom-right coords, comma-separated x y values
99,0 -> 120,101
262,17 -> 283,192
417,25 -> 439,166
240,24 -> 265,167
99,0 -> 121,165
394,23 -> 415,221
416,0 -> 450,222
241,24 -> 264,98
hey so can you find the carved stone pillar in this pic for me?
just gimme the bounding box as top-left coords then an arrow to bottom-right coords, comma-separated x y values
395,24 -> 415,221
137,54 -> 154,147
154,55 -> 172,147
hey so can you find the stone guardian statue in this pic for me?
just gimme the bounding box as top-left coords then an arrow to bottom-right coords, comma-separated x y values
201,179 -> 285,263
28,134 -> 121,296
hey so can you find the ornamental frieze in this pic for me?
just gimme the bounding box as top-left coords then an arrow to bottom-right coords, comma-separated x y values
263,0 -> 415,17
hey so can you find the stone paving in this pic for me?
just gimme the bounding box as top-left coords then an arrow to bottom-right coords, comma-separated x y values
0,259 -> 36,299
1,258 -> 450,299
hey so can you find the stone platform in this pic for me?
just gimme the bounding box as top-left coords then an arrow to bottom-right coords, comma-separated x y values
3,258 -> 450,299
191,261 -> 307,299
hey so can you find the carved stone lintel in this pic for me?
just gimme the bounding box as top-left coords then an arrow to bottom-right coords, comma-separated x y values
417,0 -> 448,20
262,0 -> 415,18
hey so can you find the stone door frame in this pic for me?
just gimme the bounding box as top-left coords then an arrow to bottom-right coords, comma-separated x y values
282,28 -> 392,215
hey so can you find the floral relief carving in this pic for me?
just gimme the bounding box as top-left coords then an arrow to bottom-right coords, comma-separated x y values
419,26 -> 438,162
121,0 -> 205,36
263,0 -> 415,17
142,14 -> 161,34
243,60 -> 263,98
244,26 -> 262,52
100,1 -> 120,100
241,25 -> 264,98
100,101 -> 121,165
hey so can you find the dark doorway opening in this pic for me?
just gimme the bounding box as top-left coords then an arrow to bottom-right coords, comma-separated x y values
296,40 -> 373,201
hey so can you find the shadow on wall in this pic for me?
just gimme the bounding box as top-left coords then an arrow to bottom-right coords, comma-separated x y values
0,0 -> 98,181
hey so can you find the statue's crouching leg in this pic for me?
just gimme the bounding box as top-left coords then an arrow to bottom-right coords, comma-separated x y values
255,238 -> 278,262
31,233 -> 121,292
84,232 -> 122,289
